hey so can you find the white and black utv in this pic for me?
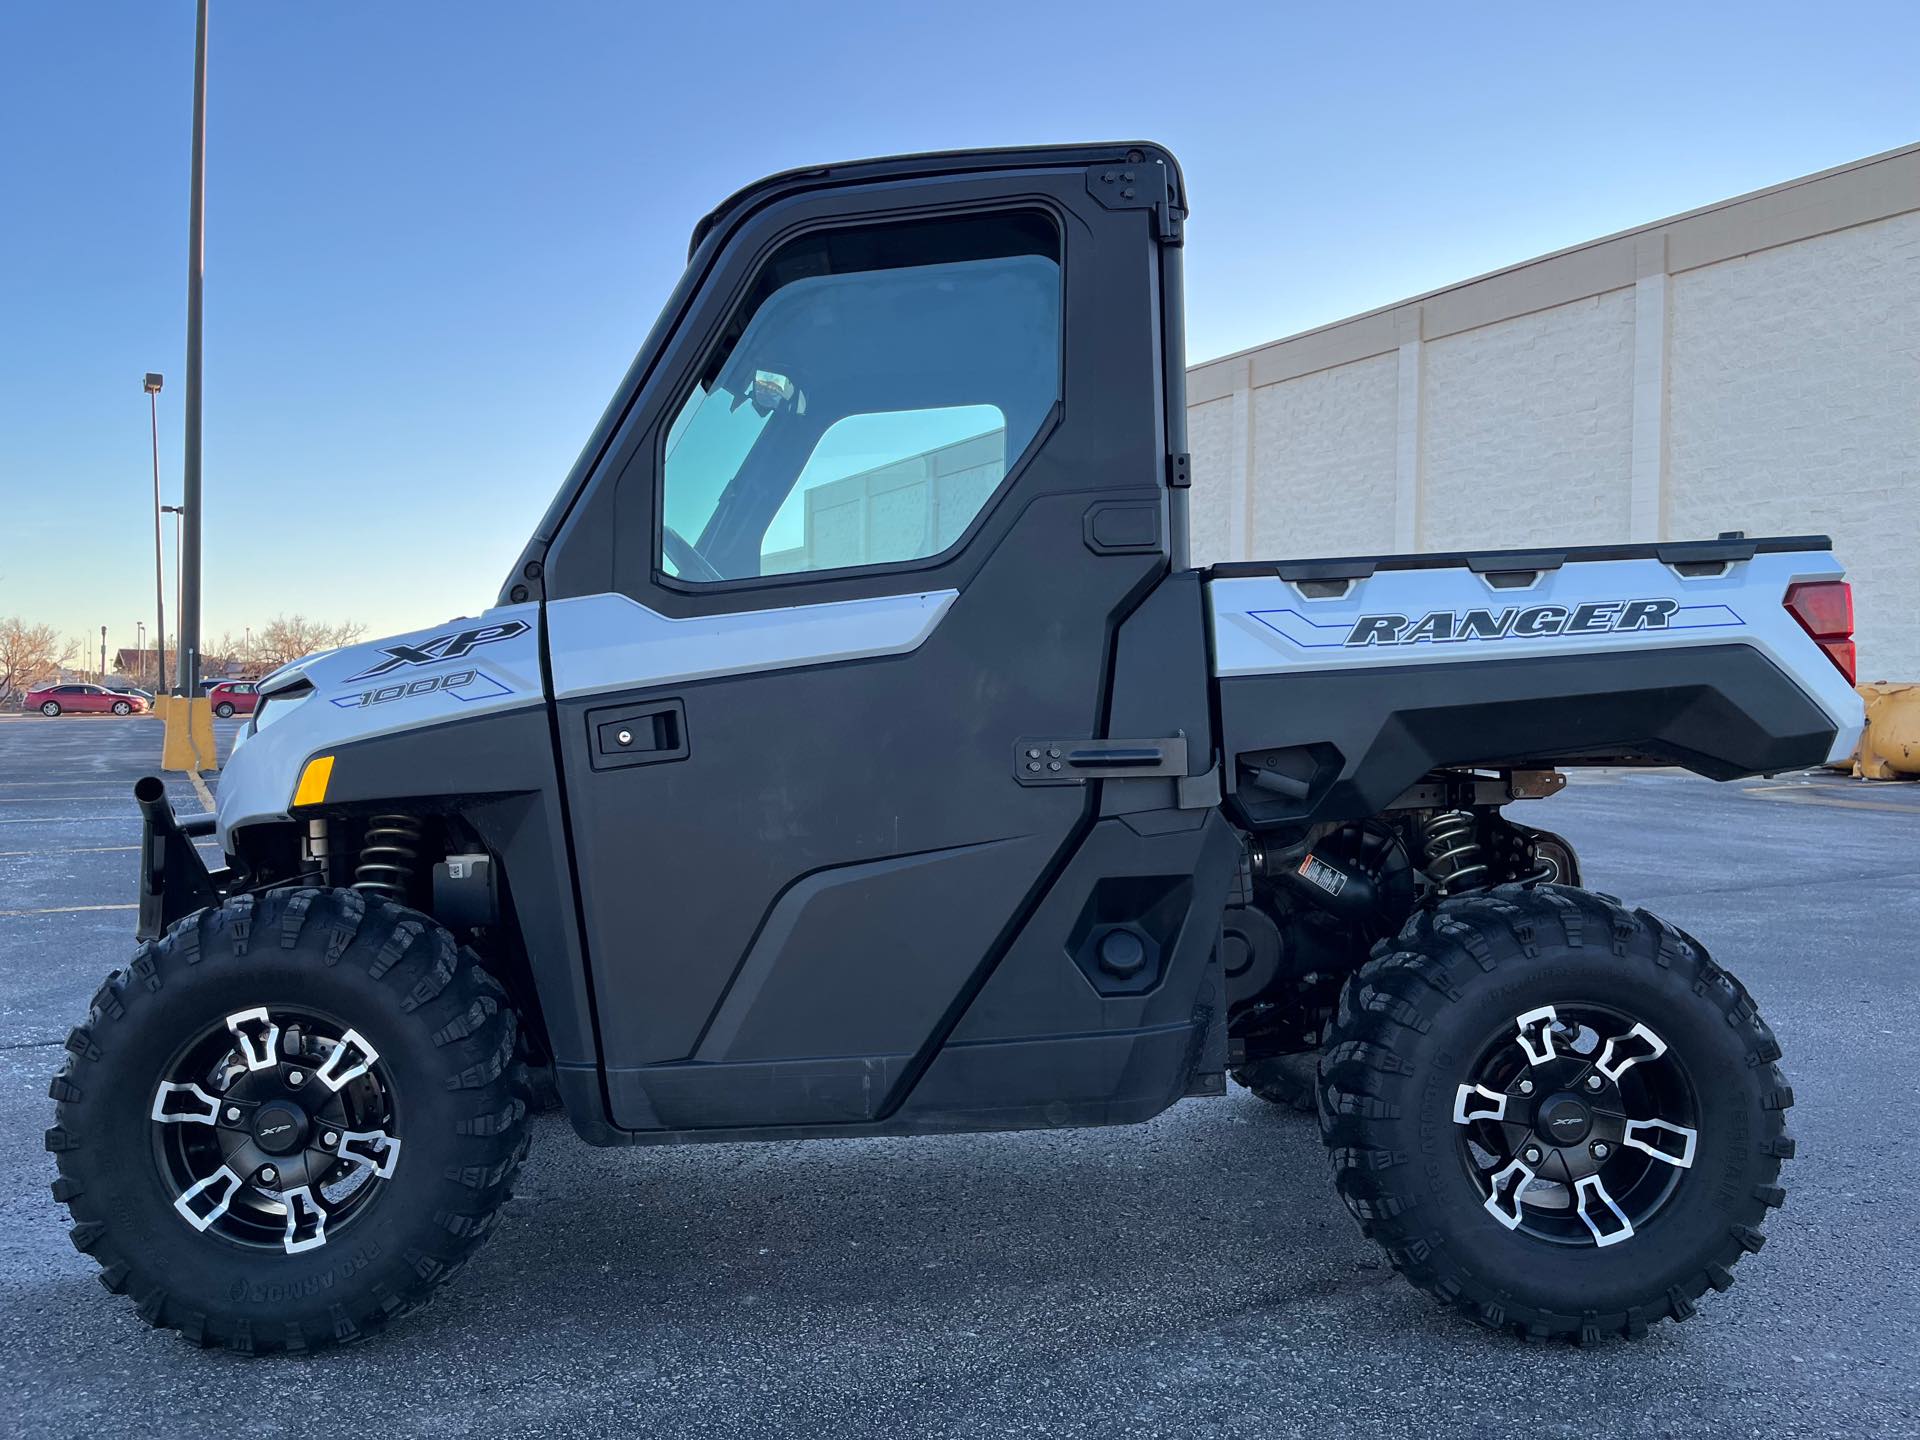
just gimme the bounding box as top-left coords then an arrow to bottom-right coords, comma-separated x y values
49,143 -> 1864,1352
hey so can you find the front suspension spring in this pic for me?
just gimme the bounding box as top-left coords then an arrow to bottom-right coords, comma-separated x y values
352,814 -> 424,901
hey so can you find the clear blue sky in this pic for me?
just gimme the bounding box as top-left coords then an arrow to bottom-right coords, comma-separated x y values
3,1 -> 1915,649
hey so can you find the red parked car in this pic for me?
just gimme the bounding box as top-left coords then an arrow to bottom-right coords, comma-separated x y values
24,683 -> 150,717
207,680 -> 260,719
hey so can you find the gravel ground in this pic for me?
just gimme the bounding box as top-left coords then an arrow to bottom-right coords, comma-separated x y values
1,714 -> 1916,1438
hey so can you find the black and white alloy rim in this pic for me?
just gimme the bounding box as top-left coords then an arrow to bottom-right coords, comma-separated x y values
150,1006 -> 402,1254
1452,1004 -> 1698,1247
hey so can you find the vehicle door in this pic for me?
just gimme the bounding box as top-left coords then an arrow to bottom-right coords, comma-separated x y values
540,149 -> 1187,1131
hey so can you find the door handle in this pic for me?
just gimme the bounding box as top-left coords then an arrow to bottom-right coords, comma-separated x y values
586,699 -> 688,771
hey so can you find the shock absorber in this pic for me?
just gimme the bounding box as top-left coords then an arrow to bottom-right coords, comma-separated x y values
353,814 -> 424,901
1421,810 -> 1489,894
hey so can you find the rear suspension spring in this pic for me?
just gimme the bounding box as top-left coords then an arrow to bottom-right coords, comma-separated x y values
1421,810 -> 1488,894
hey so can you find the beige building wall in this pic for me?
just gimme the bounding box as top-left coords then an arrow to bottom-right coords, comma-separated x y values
1249,354 -> 1398,558
1189,142 -> 1920,681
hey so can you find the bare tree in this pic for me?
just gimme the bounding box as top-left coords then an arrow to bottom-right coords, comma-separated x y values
68,632 -> 99,683
0,618 -> 72,703
242,615 -> 369,671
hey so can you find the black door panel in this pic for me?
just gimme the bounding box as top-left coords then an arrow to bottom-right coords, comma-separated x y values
554,497 -> 1164,1089
543,150 -> 1187,1133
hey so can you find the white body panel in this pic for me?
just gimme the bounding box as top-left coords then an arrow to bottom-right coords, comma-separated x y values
215,550 -> 1861,850
216,604 -> 544,844
545,589 -> 957,700
1209,549 -> 1864,763
215,590 -> 958,845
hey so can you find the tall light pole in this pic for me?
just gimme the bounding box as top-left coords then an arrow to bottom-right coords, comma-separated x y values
144,372 -> 167,692
162,505 -> 185,650
177,0 -> 209,696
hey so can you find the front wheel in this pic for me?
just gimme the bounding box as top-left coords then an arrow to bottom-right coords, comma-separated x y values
1319,885 -> 1792,1342
213,702 -> 234,718
47,888 -> 531,1352
41,701 -> 61,716
111,700 -> 132,715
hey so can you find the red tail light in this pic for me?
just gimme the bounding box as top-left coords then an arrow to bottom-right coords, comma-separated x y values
1784,580 -> 1855,685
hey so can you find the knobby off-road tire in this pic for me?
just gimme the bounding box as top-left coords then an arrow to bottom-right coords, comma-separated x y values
47,887 -> 531,1353
1319,883 -> 1793,1343
1233,1051 -> 1319,1114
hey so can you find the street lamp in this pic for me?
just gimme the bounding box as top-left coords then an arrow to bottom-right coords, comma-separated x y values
161,504 -> 185,653
144,372 -> 168,694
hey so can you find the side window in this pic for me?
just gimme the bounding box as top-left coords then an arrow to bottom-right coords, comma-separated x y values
658,211 -> 1060,583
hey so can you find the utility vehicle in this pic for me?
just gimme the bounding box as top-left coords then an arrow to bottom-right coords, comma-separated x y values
49,143 -> 1862,1352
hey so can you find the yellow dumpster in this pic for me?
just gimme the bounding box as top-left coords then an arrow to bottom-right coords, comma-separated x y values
1853,682 -> 1920,780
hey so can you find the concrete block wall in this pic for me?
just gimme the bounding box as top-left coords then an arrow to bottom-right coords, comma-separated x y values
1188,143 -> 1920,680
1665,211 -> 1920,683
1421,291 -> 1636,551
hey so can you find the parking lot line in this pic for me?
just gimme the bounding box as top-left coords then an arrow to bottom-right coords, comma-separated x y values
0,903 -> 138,917
0,783 -> 137,794
0,817 -> 150,827
0,843 -> 218,858
1742,784 -> 1920,814
0,797 -> 133,805
0,845 -> 140,857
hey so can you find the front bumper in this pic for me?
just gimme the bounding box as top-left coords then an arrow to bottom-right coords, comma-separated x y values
134,775 -> 230,940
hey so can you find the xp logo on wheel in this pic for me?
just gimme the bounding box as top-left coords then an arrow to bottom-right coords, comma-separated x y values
343,620 -> 529,682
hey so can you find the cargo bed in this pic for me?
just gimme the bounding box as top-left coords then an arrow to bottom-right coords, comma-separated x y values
1206,534 -> 1863,828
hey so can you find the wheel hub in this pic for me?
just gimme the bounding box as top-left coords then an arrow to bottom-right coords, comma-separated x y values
150,1006 -> 402,1253
250,1103 -> 309,1155
1452,1004 -> 1698,1247
1533,1093 -> 1593,1147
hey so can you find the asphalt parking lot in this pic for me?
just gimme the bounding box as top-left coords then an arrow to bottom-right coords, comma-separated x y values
1,715 -> 1916,1438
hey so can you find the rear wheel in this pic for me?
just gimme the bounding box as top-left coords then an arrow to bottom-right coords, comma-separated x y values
47,888 -> 531,1352
1320,884 -> 1792,1342
213,702 -> 235,718
41,700 -> 61,716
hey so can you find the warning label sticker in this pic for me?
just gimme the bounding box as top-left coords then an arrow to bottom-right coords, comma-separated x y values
1298,854 -> 1348,897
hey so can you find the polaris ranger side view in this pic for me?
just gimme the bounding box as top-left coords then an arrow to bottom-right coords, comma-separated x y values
50,143 -> 1864,1353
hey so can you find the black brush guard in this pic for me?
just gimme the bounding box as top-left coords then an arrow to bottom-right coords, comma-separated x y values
134,775 -> 228,941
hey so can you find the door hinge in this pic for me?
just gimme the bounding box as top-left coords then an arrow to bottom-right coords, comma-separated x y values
1086,160 -> 1184,243
1015,736 -> 1189,786
1167,452 -> 1191,489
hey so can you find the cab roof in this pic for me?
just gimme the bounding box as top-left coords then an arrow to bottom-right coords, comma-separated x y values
688,141 -> 1185,260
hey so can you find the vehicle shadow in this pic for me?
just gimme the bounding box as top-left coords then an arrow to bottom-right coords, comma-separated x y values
421,1090 -> 1404,1355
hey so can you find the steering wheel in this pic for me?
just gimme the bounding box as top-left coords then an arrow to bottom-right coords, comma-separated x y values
662,524 -> 725,583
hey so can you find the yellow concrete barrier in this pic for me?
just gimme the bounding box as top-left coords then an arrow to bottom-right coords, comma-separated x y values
1853,682 -> 1920,780
157,695 -> 219,774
